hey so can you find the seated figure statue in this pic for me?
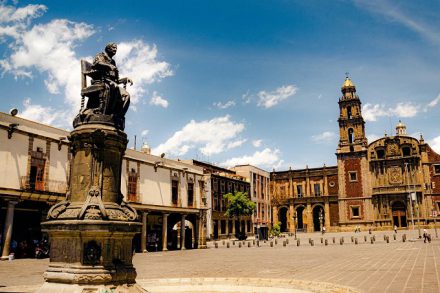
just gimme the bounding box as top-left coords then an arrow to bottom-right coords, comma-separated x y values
74,42 -> 132,130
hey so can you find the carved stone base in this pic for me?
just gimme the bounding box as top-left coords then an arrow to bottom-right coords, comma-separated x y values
39,220 -> 143,291
37,282 -> 147,293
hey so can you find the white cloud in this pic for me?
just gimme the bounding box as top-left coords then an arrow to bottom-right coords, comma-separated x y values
153,115 -> 245,157
425,94 -> 440,111
241,90 -> 252,104
115,40 -> 173,105
213,100 -> 235,109
149,91 -> 169,108
311,131 -> 336,143
252,139 -> 262,147
429,136 -> 440,154
362,102 -> 419,122
354,0 -> 440,46
0,3 -> 172,127
141,129 -> 149,137
19,98 -> 68,127
227,139 -> 247,149
220,148 -> 282,169
257,84 -> 298,108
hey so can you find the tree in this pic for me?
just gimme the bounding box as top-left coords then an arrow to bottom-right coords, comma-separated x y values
223,191 -> 256,240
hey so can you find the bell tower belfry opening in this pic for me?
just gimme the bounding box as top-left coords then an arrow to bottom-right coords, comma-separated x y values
336,75 -> 372,230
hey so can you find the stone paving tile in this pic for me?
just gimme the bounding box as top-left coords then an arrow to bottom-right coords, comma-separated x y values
0,230 -> 438,292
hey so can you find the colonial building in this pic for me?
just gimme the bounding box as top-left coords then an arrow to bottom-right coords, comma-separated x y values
232,165 -> 271,239
186,160 -> 252,240
0,112 -> 207,258
271,77 -> 440,232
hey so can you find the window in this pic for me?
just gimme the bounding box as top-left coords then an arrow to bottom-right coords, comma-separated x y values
213,193 -> 219,211
376,149 -> 385,159
247,220 -> 251,232
349,171 -> 358,182
297,185 -> 303,198
348,128 -> 354,144
351,206 -> 360,218
228,220 -> 233,234
172,180 -> 179,205
187,183 -> 194,206
29,150 -> 45,191
347,106 -> 352,119
127,169 -> 137,201
434,164 -> 440,175
402,146 -> 411,157
314,183 -> 321,196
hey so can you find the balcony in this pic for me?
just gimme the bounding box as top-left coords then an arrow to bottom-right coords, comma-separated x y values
20,176 -> 67,194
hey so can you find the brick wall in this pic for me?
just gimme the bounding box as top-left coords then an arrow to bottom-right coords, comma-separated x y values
330,202 -> 339,226
344,158 -> 363,198
346,200 -> 364,220
327,174 -> 338,195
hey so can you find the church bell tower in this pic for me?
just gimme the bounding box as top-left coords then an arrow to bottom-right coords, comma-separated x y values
336,76 -> 372,229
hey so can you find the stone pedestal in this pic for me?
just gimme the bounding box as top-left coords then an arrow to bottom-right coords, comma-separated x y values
37,124 -> 145,292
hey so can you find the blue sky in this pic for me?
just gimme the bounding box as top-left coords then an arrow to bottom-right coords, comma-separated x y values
1,0 -> 439,170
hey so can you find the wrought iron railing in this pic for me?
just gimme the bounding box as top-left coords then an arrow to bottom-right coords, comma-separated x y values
20,176 -> 68,194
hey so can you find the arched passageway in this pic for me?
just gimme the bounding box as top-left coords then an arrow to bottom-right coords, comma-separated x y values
296,206 -> 305,231
312,205 -> 324,232
279,207 -> 288,232
392,201 -> 407,228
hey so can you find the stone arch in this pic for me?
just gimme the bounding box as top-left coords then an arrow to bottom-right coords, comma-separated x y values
278,206 -> 289,232
295,205 -> 306,231
312,204 -> 325,232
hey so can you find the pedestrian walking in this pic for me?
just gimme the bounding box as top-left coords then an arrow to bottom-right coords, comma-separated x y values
394,225 -> 397,234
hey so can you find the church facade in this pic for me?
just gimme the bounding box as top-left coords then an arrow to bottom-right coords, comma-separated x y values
271,78 -> 440,232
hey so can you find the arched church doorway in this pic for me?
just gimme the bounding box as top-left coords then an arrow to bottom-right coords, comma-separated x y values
279,207 -> 288,232
313,205 -> 324,232
296,206 -> 305,231
392,201 -> 407,228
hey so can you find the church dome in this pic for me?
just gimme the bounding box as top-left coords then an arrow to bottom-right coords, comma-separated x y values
395,120 -> 407,136
342,77 -> 355,89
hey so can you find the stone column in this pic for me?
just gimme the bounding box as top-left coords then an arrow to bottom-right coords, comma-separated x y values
141,211 -> 148,253
198,211 -> 207,248
306,203 -> 313,233
289,204 -> 295,233
324,201 -> 331,230
232,220 -> 236,234
273,206 -> 279,226
162,213 -> 169,251
1,201 -> 17,260
180,214 -> 186,250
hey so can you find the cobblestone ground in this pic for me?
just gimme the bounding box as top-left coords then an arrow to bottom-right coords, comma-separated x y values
0,229 -> 438,292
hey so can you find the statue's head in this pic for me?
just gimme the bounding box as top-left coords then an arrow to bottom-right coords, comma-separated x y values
105,42 -> 117,57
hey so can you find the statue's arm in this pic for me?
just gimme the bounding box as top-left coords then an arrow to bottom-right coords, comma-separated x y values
92,54 -> 117,72
118,77 -> 133,86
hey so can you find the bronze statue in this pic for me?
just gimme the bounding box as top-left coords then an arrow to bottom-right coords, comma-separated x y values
74,42 -> 133,130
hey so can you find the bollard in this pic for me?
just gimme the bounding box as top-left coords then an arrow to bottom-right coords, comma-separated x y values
222,240 -> 225,245
309,238 -> 312,244
333,237 -> 335,244
248,242 -> 251,247
321,238 -> 323,244
383,235 -> 387,241
239,242 -> 242,248
286,239 -> 289,245
393,234 -> 396,240
264,240 -> 266,244
257,240 -> 260,247
253,240 -> 255,245
215,242 -> 218,248
370,237 -> 374,244
355,238 -> 358,245
227,242 -> 230,248
310,239 -> 314,246
402,234 -> 406,242
351,236 -> 354,242
340,238 -> 343,245
373,235 -> 376,241
275,239 -> 278,245
233,240 -> 235,245
364,235 -> 367,242
297,239 -> 300,246
283,240 -> 286,247
325,239 -> 328,246
386,236 -> 389,243
270,241 -> 274,247
341,237 -> 344,243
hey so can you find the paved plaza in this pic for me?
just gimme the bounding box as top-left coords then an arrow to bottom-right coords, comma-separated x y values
0,229 -> 439,292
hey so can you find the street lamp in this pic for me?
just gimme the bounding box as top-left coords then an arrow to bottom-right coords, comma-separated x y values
319,208 -> 324,234
292,210 -> 297,240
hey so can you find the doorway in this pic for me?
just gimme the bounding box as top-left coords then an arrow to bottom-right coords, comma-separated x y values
392,201 -> 407,228
313,206 -> 324,232
279,207 -> 288,232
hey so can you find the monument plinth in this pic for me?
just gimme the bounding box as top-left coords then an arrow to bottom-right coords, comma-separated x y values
37,43 -> 146,293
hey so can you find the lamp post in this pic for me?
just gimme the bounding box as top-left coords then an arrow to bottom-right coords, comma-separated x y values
293,210 -> 297,240
405,162 -> 415,237
319,208 -> 324,234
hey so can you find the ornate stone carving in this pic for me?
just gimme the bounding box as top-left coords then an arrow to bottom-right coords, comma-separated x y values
83,241 -> 101,266
388,166 -> 402,184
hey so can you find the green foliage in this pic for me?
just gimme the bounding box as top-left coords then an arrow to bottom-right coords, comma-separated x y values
270,223 -> 281,237
223,191 -> 256,219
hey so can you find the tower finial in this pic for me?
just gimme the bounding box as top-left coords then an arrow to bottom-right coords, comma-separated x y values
345,72 -> 349,79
